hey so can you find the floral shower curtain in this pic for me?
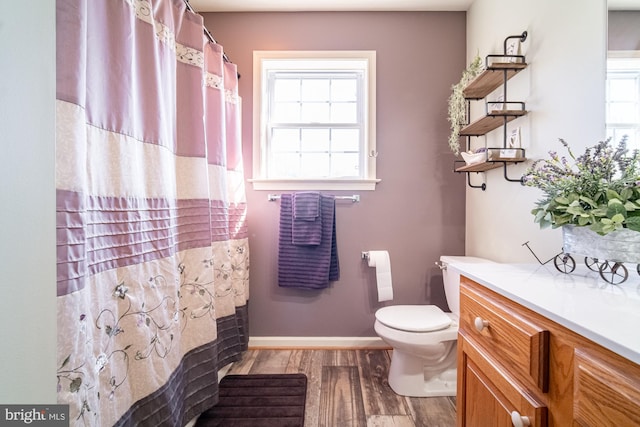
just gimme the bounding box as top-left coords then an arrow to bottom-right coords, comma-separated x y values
55,0 -> 249,425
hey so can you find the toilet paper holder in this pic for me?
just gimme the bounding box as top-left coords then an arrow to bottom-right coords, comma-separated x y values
361,251 -> 369,260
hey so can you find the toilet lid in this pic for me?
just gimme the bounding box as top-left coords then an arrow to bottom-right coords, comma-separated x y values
375,305 -> 452,332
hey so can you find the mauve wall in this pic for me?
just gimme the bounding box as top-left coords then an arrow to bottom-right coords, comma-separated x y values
609,11 -> 640,51
202,12 -> 467,337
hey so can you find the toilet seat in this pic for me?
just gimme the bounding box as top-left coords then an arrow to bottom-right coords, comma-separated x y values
375,305 -> 452,332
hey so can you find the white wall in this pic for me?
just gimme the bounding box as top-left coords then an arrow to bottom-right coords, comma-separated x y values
0,3 -> 57,402
465,0 -> 607,262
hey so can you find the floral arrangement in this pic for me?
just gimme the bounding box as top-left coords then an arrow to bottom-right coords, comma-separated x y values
522,137 -> 640,236
447,55 -> 484,156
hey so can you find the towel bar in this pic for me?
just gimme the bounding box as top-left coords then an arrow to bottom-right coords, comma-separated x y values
267,194 -> 360,203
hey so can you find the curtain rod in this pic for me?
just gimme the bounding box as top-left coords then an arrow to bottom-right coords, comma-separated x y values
183,0 -> 232,65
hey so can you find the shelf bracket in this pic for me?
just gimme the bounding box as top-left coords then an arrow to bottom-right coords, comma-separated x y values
503,31 -> 528,54
503,163 -> 525,184
467,172 -> 487,191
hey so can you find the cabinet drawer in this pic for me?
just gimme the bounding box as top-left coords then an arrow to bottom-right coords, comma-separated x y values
574,348 -> 640,426
458,333 -> 548,427
460,281 -> 549,391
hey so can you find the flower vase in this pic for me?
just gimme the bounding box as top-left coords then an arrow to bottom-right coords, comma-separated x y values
562,225 -> 640,264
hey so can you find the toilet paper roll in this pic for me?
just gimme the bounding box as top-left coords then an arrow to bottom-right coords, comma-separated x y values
367,250 -> 393,302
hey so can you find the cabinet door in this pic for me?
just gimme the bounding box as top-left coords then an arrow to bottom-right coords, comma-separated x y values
463,359 -> 514,427
458,333 -> 547,427
574,348 -> 640,426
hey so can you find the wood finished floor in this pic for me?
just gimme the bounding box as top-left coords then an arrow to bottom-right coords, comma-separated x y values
227,349 -> 457,427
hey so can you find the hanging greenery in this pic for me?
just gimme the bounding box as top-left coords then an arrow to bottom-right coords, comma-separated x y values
447,55 -> 484,156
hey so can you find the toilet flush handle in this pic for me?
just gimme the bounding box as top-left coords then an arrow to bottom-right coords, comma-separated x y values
474,316 -> 489,332
435,261 -> 447,271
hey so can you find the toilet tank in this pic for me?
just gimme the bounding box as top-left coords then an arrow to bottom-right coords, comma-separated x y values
439,255 -> 494,316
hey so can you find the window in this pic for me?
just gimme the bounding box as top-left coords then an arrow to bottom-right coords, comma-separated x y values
606,55 -> 640,149
251,51 -> 378,191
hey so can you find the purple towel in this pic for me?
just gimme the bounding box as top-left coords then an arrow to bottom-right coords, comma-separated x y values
292,192 -> 322,245
278,194 -> 339,289
293,192 -> 320,220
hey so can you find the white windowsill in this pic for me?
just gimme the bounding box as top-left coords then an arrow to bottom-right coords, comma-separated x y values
248,178 -> 380,191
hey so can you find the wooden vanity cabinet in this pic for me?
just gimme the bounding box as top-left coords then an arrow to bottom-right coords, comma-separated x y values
457,277 -> 640,427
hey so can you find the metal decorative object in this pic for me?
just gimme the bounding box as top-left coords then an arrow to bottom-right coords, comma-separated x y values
562,225 -> 640,263
554,225 -> 640,284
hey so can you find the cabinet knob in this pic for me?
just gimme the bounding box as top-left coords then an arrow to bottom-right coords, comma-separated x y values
474,316 -> 489,332
511,411 -> 531,427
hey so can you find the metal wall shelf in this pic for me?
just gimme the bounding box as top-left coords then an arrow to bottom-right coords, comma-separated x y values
453,31 -> 529,190
454,147 -> 526,172
463,62 -> 527,100
460,110 -> 526,136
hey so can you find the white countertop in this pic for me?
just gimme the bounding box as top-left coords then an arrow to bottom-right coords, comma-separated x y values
451,261 -> 640,365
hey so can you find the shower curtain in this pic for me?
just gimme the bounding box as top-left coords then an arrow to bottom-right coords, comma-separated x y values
55,0 -> 249,425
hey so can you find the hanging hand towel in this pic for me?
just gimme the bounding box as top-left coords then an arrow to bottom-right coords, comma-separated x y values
293,191 -> 320,220
278,194 -> 340,289
292,192 -> 322,246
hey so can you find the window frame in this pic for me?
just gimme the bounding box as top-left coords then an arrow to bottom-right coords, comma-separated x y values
250,50 -> 379,191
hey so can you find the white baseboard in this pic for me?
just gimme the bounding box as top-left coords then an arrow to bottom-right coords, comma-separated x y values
248,336 -> 390,349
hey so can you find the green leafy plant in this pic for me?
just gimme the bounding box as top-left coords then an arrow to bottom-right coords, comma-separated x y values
522,137 -> 640,235
447,55 -> 484,156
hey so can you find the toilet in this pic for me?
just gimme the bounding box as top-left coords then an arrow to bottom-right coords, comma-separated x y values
374,255 -> 493,397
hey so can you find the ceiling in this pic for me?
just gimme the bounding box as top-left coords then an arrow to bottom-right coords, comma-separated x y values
188,0 -> 474,12
610,0 -> 640,9
189,0 -> 640,12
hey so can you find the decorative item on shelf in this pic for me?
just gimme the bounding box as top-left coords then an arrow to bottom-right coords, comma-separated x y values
488,147 -> 524,160
523,136 -> 640,284
447,55 -> 484,156
505,37 -> 523,63
508,127 -> 521,148
461,147 -> 487,165
487,94 -> 505,114
460,152 -> 485,165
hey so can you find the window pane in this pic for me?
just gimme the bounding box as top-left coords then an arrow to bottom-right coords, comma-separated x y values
274,102 -> 300,122
331,79 -> 358,102
301,128 -> 330,152
610,102 -> 637,123
271,128 -> 300,152
331,153 -> 360,177
301,102 -> 330,122
301,153 -> 329,177
331,102 -> 358,123
270,152 -> 300,177
274,79 -> 301,102
302,79 -> 330,102
609,79 -> 636,102
332,129 -> 360,151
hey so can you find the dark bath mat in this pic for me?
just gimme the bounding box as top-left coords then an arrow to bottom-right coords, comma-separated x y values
195,373 -> 307,427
